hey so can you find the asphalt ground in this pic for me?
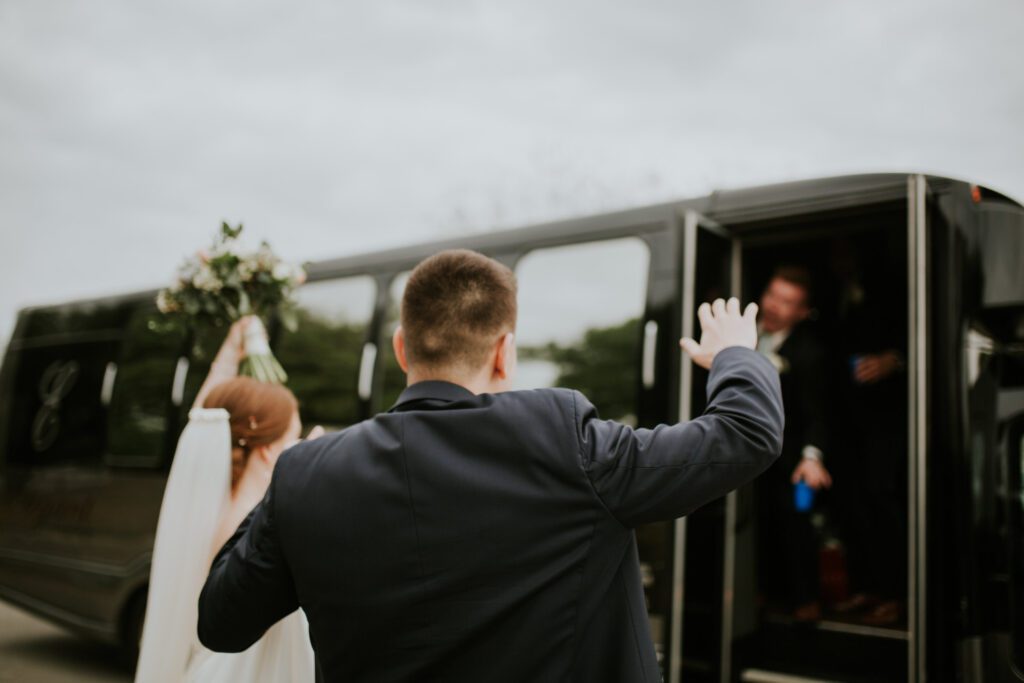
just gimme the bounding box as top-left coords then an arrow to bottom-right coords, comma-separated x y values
0,601 -> 131,683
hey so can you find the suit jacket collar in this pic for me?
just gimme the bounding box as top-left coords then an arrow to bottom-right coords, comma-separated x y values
389,380 -> 477,412
777,321 -> 822,363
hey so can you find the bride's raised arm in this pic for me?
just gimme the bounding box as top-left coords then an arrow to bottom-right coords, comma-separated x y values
192,318 -> 251,409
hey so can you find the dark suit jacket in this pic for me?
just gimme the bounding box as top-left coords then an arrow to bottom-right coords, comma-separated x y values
198,347 -> 783,683
775,322 -> 828,466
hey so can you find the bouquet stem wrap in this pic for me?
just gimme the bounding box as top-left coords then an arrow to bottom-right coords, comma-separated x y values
239,317 -> 288,384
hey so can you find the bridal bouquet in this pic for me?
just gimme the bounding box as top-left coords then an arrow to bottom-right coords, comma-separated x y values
155,222 -> 306,384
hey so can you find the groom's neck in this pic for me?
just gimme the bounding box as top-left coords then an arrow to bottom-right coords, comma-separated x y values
406,366 -> 499,396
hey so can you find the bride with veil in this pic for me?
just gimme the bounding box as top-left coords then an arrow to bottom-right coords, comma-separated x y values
135,318 -> 321,682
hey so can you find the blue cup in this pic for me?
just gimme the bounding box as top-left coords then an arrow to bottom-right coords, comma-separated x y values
794,480 -> 815,512
849,354 -> 864,381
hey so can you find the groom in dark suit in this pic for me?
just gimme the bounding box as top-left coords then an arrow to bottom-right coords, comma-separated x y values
198,249 -> 784,682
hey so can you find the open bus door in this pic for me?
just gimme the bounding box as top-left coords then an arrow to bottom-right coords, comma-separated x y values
671,208 -> 744,683
671,176 -> 932,683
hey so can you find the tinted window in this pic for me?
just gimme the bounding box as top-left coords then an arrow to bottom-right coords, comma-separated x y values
274,277 -> 376,431
176,325 -> 229,423
7,309 -> 123,466
515,238 -> 650,423
979,204 -> 1024,307
106,306 -> 186,467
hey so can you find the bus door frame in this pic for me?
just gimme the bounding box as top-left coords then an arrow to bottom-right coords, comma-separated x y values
672,208 -> 742,683
907,173 -> 930,683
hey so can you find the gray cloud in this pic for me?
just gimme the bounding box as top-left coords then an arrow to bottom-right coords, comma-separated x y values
1,0 -> 1022,345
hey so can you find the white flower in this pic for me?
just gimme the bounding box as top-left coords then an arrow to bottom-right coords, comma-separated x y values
272,262 -> 292,281
238,258 -> 256,281
156,290 -> 178,313
193,267 -> 222,292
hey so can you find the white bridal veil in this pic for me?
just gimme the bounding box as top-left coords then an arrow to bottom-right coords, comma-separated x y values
135,408 -> 232,683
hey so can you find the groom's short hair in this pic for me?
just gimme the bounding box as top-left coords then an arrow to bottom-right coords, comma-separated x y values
401,249 -> 517,372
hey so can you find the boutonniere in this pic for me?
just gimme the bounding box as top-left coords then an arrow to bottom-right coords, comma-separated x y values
765,352 -> 791,374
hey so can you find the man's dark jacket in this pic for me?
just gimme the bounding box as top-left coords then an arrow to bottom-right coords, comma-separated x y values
198,346 -> 783,682
775,322 -> 828,467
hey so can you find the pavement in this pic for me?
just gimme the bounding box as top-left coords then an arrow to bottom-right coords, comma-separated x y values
0,601 -> 131,683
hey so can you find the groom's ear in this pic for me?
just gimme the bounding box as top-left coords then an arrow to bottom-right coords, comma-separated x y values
493,332 -> 516,381
393,326 -> 409,374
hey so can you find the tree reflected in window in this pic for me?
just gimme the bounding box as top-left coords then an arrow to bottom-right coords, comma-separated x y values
274,277 -> 376,431
515,238 -> 649,424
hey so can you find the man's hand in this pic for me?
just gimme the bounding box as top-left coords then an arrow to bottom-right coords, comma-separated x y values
853,350 -> 902,385
680,297 -> 759,370
791,459 -> 832,490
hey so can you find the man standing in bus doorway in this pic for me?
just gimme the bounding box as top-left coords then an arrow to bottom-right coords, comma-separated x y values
755,265 -> 832,622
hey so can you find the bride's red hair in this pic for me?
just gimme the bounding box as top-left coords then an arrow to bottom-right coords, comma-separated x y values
202,377 -> 298,489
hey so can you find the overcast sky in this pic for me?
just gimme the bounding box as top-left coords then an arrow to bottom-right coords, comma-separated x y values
2,0 -> 1022,348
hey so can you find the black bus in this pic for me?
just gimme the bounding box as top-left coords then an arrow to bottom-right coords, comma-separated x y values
0,173 -> 1021,682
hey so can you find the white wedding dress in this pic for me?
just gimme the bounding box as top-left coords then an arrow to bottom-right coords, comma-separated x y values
135,408 -> 315,683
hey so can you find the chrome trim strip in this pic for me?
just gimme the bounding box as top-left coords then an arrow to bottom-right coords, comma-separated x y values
358,342 -> 378,401
721,490 -> 738,683
171,356 -> 189,407
720,238 -> 741,683
100,361 -> 117,406
815,619 -> 911,641
671,516 -> 687,683
642,321 -> 659,390
731,239 -> 742,301
915,174 -> 929,682
670,210 -> 699,683
680,211 -> 698,424
740,669 -> 840,683
0,547 -> 152,579
906,173 -> 928,682
762,612 -> 913,641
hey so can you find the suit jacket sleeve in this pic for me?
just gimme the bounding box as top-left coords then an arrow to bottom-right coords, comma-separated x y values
197,463 -> 300,652
794,336 -> 828,455
577,346 -> 784,527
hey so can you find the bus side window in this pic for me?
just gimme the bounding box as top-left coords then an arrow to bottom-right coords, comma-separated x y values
6,312 -> 121,467
176,325 -> 230,423
105,306 -> 186,467
514,238 -> 650,425
273,276 -> 376,432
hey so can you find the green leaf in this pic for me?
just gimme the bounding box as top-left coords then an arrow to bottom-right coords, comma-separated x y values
278,305 -> 299,333
220,221 -> 243,242
239,288 -> 252,316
